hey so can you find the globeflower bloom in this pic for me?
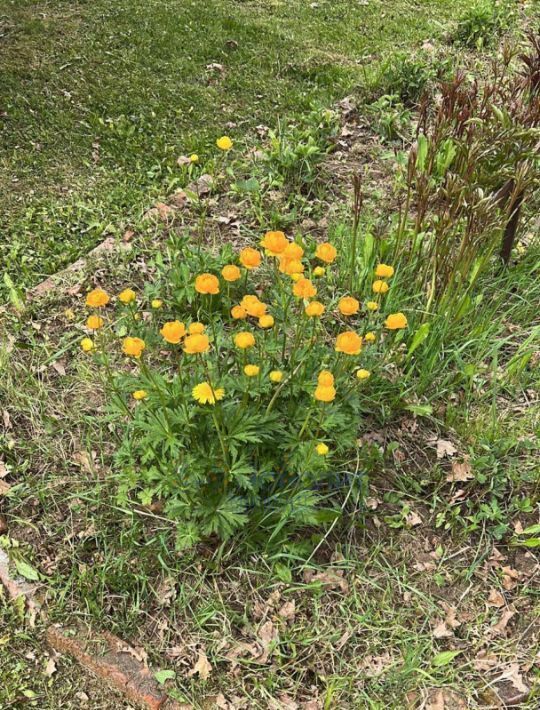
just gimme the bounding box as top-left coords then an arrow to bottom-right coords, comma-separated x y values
335,331 -> 362,355
356,369 -> 371,380
316,442 -> 329,456
239,247 -> 261,270
86,288 -> 109,308
269,370 -> 283,383
318,370 -> 334,387
86,315 -> 104,330
221,264 -> 241,282
372,280 -> 389,294
293,278 -> 317,299
80,338 -> 94,352
258,315 -> 274,329
241,295 -> 267,317
231,305 -> 247,320
338,296 -> 360,316
364,331 -> 376,343
193,382 -> 225,404
160,320 -> 186,344
133,390 -> 148,400
279,257 -> 304,276
282,242 -> 304,260
313,266 -> 326,277
261,230 -> 288,256
195,273 -> 220,295
375,264 -> 395,278
118,288 -> 136,304
244,364 -> 260,377
314,384 -> 336,402
366,301 -> 379,311
216,136 -> 233,151
315,242 -> 337,264
123,337 -> 145,358
183,333 -> 210,354
305,301 -> 325,317
189,322 -> 205,335
385,312 -> 408,330
234,331 -> 255,349
151,299 -> 163,309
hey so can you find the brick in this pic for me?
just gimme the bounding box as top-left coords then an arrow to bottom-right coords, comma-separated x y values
46,625 -> 183,709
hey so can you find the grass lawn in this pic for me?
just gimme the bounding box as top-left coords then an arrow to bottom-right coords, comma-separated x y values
0,0 -> 470,295
1,0 -> 539,708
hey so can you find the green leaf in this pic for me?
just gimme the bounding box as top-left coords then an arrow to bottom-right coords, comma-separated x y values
521,524 -> 540,535
274,562 -> 292,583
416,134 -> 428,172
403,403 -> 433,417
407,322 -> 430,357
3,273 -> 25,313
15,559 -> 40,581
432,650 -> 461,667
154,669 -> 176,685
518,538 -> 540,548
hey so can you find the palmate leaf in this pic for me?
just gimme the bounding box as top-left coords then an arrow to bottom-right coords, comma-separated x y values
201,494 -> 248,539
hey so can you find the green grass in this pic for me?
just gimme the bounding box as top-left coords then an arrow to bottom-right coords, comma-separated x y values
0,0 -> 471,294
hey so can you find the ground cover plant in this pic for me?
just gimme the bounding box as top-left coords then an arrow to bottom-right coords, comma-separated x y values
1,1 -> 539,708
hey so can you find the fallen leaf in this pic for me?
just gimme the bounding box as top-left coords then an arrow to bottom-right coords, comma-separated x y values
304,569 -> 349,593
278,600 -> 295,622
256,620 -> 278,663
446,459 -> 473,482
425,688 -> 467,709
432,621 -> 453,639
44,658 -> 57,676
188,650 -> 212,680
0,460 -> 8,479
0,480 -> 12,496
51,360 -> 66,376
406,509 -> 423,527
487,589 -> 506,608
435,439 -> 457,459
490,609 -> 515,637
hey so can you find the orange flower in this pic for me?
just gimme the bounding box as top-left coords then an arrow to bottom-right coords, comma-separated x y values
338,296 -> 360,316
384,312 -> 408,330
241,295 -> 267,318
261,230 -> 288,256
118,288 -> 136,304
123,337 -> 145,358
86,314 -> 104,330
258,314 -> 274,328
315,242 -> 337,264
375,264 -> 394,278
231,305 -> 247,320
372,280 -> 389,294
183,333 -> 210,354
335,331 -> 362,355
160,320 -> 186,344
86,288 -> 109,308
222,264 -> 241,282
188,322 -> 205,335
282,242 -> 304,260
318,370 -> 334,387
195,273 -> 220,295
278,257 -> 304,275
239,247 -> 261,270
314,385 -> 336,402
234,331 -> 256,349
293,278 -> 317,299
305,301 -> 325,317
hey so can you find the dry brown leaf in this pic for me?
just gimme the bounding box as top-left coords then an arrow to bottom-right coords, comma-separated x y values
446,459 -> 473,482
487,589 -> 506,608
278,600 -> 295,622
0,460 -> 8,478
406,509 -> 423,527
501,566 -> 520,590
304,569 -> 349,593
490,609 -> 515,637
188,649 -> 212,680
44,657 -> 57,677
256,620 -> 278,663
51,360 -> 66,376
358,651 -> 393,677
0,480 -> 11,496
435,438 -> 458,459
425,688 -> 467,709
473,651 -> 499,671
432,621 -> 453,639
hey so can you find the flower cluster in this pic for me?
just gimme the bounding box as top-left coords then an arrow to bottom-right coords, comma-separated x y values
78,157 -> 408,542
